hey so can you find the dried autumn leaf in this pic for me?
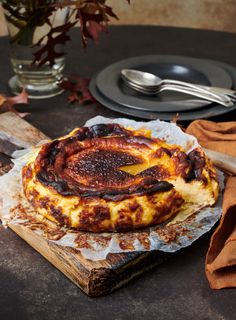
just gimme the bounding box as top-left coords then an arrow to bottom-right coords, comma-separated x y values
0,89 -> 29,118
33,21 -> 77,67
76,3 -> 118,46
87,20 -> 106,43
60,75 -> 97,104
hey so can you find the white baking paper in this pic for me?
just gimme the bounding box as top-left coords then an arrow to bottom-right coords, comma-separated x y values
0,116 -> 224,261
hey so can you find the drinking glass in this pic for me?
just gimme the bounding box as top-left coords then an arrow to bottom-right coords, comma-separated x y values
2,1 -> 69,98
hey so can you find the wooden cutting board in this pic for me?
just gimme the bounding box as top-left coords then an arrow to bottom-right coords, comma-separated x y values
0,112 -> 168,297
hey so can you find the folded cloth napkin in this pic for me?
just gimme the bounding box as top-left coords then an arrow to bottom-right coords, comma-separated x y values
186,120 -> 236,289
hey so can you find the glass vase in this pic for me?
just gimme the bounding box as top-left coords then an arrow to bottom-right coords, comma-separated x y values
2,1 -> 69,99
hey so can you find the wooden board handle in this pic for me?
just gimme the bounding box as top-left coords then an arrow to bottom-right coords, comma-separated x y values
203,148 -> 236,175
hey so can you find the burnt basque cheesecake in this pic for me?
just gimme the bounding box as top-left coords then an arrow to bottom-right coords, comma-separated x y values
22,123 -> 219,232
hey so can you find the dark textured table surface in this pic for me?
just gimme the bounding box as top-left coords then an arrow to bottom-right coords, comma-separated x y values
0,26 -> 236,320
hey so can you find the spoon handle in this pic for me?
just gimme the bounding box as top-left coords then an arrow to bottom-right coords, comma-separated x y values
186,84 -> 236,100
160,85 -> 233,107
163,79 -> 232,103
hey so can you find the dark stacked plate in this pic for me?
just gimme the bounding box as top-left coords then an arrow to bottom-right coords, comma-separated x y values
89,55 -> 236,121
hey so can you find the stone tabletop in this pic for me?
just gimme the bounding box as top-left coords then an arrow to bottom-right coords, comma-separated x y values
0,26 -> 236,320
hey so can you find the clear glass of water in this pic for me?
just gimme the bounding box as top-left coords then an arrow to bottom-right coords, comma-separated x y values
3,2 -> 69,99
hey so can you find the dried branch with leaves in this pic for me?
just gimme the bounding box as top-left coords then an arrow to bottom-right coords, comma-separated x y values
2,0 -> 130,66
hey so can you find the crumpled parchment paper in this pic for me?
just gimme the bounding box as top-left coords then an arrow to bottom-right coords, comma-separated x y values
0,116 -> 224,261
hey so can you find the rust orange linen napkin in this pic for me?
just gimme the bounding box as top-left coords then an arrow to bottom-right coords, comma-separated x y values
186,120 -> 236,289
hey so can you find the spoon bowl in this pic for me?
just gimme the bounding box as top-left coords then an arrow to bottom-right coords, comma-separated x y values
121,69 -> 162,87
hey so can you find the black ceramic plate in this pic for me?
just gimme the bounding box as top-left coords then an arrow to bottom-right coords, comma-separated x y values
89,59 -> 236,121
95,55 -> 232,112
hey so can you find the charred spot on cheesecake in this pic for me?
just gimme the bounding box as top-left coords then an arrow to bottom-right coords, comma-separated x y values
28,189 -> 39,200
139,164 -> 170,180
100,180 -> 174,201
187,149 -> 208,184
72,123 -> 130,141
152,193 -> 184,223
134,180 -> 173,195
46,140 -> 61,165
115,211 -> 134,232
38,196 -> 51,209
126,201 -> 144,223
36,171 -> 72,195
147,189 -> 183,207
66,149 -> 141,184
170,150 -> 192,179
135,206 -> 144,224
22,165 -> 33,180
93,206 -> 111,221
153,205 -> 170,224
49,205 -> 67,226
78,210 -> 92,230
169,148 -> 208,183
89,123 -> 130,138
153,147 -> 172,158
129,200 -> 140,212
77,205 -> 110,229
79,208 -> 111,231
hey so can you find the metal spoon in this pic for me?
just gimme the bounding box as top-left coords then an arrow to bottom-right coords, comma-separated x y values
121,69 -> 234,103
122,71 -> 234,107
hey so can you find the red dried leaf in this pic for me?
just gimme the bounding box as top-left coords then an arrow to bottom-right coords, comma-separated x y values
68,92 -> 79,103
87,20 -> 106,43
102,5 -> 119,20
0,89 -> 29,117
33,21 -> 77,67
6,88 -> 28,105
60,75 -> 97,105
76,3 -> 118,47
